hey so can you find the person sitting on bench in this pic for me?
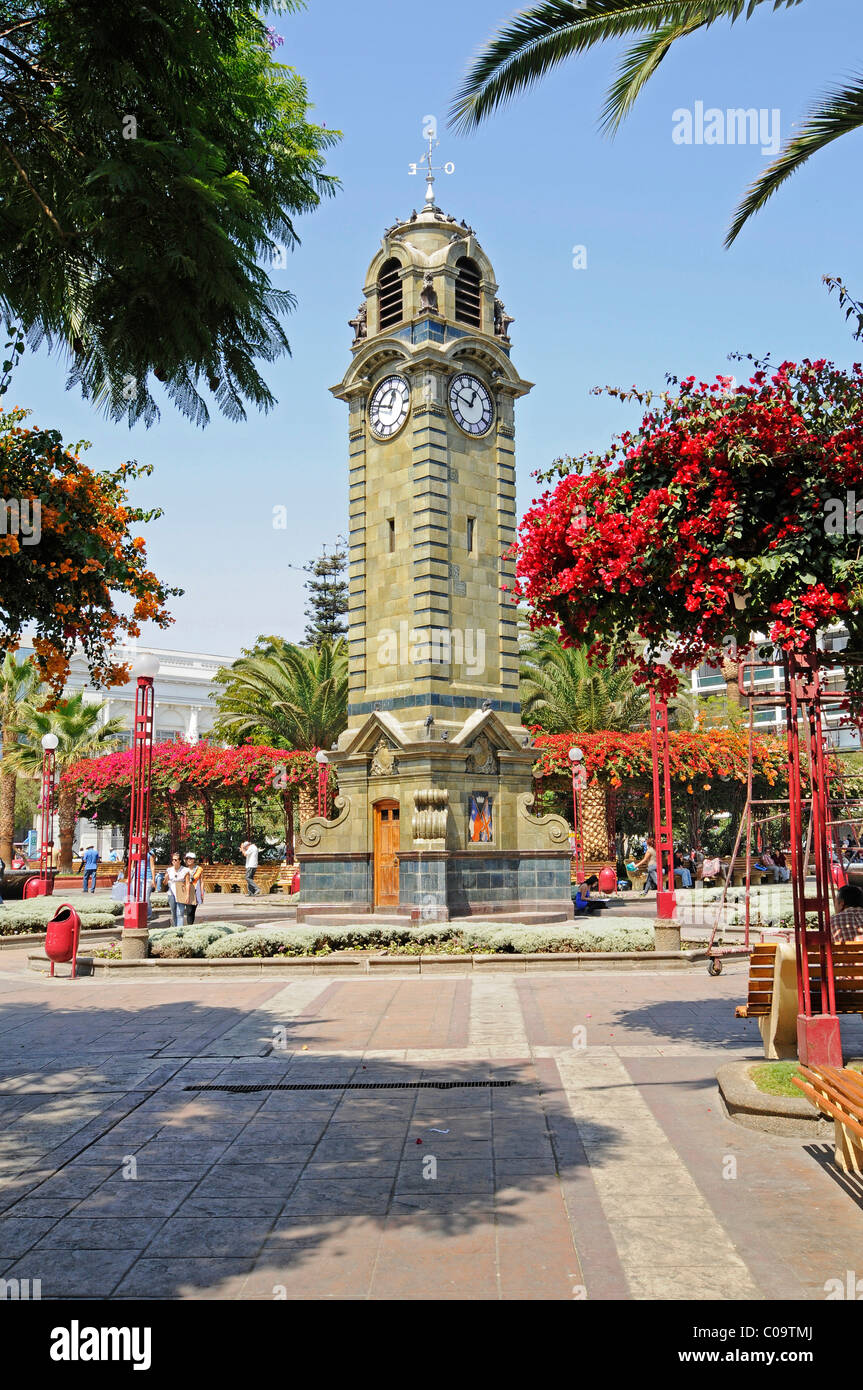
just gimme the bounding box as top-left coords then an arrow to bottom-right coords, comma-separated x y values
831,883 -> 863,944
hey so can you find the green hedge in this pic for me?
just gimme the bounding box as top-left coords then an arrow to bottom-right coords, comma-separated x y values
149,924 -> 238,958
194,922 -> 656,959
0,896 -> 123,935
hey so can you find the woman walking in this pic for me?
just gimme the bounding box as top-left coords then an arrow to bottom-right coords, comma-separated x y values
185,853 -> 204,924
166,853 -> 192,928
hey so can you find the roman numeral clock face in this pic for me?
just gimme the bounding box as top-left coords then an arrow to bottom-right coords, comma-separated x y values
449,373 -> 494,436
368,374 -> 410,438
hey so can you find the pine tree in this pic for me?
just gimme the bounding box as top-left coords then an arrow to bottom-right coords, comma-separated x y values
303,543 -> 348,646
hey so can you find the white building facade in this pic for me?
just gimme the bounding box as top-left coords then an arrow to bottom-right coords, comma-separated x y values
20,643 -> 235,858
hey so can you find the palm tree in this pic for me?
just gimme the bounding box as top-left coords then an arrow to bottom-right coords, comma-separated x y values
450,0 -> 854,245
8,693 -> 125,871
213,637 -> 349,754
0,653 -> 38,863
521,631 -> 648,859
521,629 -> 648,733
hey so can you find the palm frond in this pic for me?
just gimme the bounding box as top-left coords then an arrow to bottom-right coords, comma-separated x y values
726,76 -> 863,245
449,0 -> 795,132
600,15 -> 708,133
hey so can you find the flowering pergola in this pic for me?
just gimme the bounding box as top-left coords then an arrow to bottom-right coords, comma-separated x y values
63,742 -> 322,862
533,728 -> 787,860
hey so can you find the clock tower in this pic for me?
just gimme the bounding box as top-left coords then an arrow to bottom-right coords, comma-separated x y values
297,171 -> 572,922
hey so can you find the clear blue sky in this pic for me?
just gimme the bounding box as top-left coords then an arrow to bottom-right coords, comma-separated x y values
9,0 -> 861,661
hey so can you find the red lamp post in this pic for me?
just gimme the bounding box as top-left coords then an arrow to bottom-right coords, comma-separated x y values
37,732 -> 58,893
568,746 -> 587,883
315,750 -> 329,818
124,654 -> 159,942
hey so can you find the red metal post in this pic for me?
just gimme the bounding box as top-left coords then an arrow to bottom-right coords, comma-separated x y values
649,687 -> 676,918
124,675 -> 155,933
38,746 -> 55,890
783,652 -> 842,1066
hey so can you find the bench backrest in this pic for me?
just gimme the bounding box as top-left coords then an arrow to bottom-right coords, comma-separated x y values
805,943 -> 863,1013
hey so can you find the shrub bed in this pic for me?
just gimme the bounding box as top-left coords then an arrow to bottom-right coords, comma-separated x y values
183,922 -> 658,959
149,924 -> 238,958
0,895 -> 123,935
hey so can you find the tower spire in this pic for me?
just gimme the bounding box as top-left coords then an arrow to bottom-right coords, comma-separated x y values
421,129 -> 437,209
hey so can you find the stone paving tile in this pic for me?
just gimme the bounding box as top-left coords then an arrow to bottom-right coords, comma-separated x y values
113,1257 -> 255,1300
34,1217 -> 165,1250
2,965 -> 862,1300
145,1217 -> 276,1259
2,1248 -> 140,1298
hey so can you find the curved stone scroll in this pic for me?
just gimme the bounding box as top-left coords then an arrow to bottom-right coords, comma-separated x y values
516,793 -> 570,848
300,794 -> 351,848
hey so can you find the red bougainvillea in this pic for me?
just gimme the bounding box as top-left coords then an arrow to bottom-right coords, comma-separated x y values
514,360 -> 863,709
63,742 -> 320,813
532,728 -> 785,789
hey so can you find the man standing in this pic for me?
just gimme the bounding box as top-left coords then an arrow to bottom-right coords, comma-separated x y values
81,844 -> 100,893
831,883 -> 863,944
240,840 -> 260,896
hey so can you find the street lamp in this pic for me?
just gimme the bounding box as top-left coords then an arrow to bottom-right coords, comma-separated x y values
124,653 -> 159,948
568,746 -> 586,882
38,732 -> 59,892
315,750 -> 329,819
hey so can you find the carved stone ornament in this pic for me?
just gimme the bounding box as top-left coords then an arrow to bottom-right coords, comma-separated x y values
348,302 -> 367,344
419,272 -> 439,313
412,788 -> 449,842
370,736 -> 398,777
466,734 -> 497,775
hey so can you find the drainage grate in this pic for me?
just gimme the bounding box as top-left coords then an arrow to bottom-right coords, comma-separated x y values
185,1080 -> 515,1093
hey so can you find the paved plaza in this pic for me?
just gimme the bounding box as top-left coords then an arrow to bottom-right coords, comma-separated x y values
0,947 -> 861,1301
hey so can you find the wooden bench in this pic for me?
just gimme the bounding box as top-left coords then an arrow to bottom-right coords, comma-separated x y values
736,942 -> 863,1058
734,942 -> 779,1020
792,1065 -> 863,1174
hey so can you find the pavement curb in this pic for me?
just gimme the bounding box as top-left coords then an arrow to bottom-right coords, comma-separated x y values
25,946 -> 743,978
717,1060 -> 833,1137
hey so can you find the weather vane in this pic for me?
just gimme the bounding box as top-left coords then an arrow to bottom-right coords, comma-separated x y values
409,117 -> 455,208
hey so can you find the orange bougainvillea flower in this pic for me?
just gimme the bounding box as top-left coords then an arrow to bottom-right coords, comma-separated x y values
0,405 -> 181,697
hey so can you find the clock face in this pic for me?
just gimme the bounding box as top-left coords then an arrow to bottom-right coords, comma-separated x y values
449,372 -> 494,436
369,374 -> 410,439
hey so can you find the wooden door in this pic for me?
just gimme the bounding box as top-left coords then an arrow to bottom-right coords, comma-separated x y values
374,801 -> 400,907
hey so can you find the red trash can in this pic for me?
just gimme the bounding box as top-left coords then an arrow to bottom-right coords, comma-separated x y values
598,867 -> 617,895
44,904 -> 82,978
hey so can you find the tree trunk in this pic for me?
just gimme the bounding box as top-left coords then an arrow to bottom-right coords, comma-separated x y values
57,784 -> 77,873
0,722 -> 17,863
582,780 -> 610,862
201,792 -> 215,863
721,657 -> 739,708
167,796 -> 180,857
298,785 -> 314,824
243,795 -> 252,841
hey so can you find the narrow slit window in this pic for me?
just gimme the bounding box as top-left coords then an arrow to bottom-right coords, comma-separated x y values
455,257 -> 481,328
388,517 -> 395,552
378,258 -> 403,329
467,517 -> 476,554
